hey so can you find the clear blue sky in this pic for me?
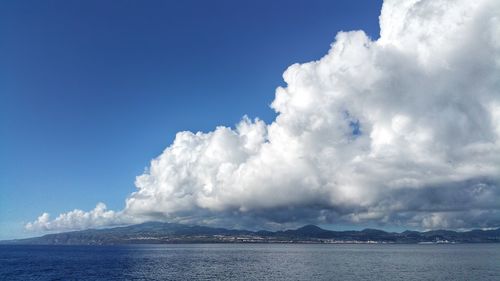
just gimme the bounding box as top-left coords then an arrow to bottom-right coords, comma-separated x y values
0,0 -> 381,239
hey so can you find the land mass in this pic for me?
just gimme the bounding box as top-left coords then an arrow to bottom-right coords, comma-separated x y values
2,222 -> 500,245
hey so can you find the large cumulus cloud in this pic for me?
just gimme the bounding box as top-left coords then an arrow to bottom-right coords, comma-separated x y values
28,0 -> 500,231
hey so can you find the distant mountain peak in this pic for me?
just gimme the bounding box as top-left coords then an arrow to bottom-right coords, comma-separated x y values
295,225 -> 325,233
361,228 -> 388,234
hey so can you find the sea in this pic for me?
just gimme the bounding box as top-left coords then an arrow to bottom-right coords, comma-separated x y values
1,243 -> 499,280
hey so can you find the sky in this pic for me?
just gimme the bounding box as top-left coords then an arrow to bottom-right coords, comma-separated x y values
0,0 -> 382,239
3,0 -> 500,240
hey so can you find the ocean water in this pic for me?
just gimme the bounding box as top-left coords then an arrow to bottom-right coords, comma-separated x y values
1,243 -> 499,281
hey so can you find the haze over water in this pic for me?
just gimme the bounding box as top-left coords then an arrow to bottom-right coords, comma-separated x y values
1,244 -> 500,281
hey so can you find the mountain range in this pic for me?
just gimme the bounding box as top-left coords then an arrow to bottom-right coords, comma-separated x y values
2,222 -> 500,245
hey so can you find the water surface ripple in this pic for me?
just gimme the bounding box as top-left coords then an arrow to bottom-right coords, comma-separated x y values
1,244 -> 499,280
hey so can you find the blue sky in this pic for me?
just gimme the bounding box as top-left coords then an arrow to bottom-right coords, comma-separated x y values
1,0 -> 382,239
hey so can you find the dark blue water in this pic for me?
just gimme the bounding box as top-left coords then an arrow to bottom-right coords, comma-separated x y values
1,244 -> 499,280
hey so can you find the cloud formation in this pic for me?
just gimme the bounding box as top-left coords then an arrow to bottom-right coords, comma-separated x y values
28,0 -> 500,231
25,203 -> 126,232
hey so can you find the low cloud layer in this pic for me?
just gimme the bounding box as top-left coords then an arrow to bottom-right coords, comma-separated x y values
25,203 -> 128,232
28,0 -> 500,232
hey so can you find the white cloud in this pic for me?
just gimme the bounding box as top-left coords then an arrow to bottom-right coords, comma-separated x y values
25,203 -> 127,231
27,0 -> 500,231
